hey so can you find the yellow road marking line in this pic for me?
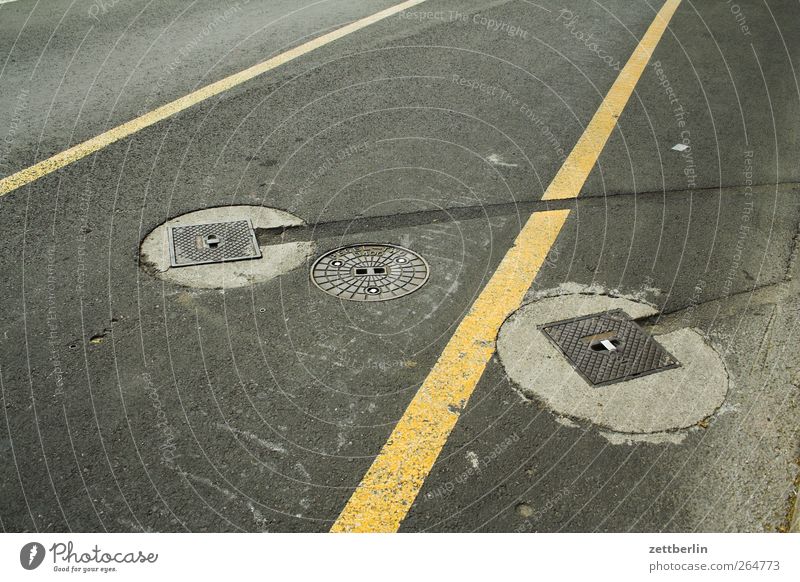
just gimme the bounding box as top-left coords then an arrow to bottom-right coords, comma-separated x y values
543,0 -> 682,200
331,210 -> 568,533
0,0 -> 430,198
330,0 -> 683,533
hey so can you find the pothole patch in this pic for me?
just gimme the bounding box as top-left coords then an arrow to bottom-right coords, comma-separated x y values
310,243 -> 429,302
140,205 -> 313,289
497,293 -> 729,436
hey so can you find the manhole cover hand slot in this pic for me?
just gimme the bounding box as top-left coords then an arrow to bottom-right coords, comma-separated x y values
353,266 -> 388,277
203,234 -> 221,249
590,338 -> 620,352
582,330 -> 622,353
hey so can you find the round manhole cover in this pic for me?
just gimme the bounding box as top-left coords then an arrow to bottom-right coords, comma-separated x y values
311,243 -> 429,302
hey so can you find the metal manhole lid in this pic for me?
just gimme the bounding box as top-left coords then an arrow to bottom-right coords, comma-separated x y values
311,243 -> 429,302
540,309 -> 679,386
168,219 -> 262,267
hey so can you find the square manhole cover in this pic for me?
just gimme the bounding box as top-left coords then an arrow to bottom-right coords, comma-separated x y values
167,219 -> 262,267
540,309 -> 679,386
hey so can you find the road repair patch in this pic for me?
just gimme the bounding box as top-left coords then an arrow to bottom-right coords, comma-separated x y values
497,293 -> 729,436
140,205 -> 313,289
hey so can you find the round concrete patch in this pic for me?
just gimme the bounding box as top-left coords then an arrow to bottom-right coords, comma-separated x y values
140,205 -> 313,289
497,294 -> 728,434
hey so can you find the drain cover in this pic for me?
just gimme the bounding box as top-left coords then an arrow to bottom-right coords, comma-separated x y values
540,309 -> 679,386
311,243 -> 429,301
167,219 -> 261,267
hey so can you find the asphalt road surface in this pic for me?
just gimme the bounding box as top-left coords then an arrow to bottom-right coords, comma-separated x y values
1,0 -> 799,533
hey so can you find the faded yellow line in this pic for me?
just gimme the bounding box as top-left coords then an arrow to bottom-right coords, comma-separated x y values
331,0 -> 683,533
0,0 -> 430,198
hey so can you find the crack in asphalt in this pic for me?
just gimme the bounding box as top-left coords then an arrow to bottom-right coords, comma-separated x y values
256,181 -> 798,245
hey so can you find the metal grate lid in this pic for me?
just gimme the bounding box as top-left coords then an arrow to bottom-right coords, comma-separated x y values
167,219 -> 262,267
540,309 -> 679,386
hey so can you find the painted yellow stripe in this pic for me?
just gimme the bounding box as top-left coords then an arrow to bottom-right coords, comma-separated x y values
0,0 -> 430,198
331,210 -> 568,533
543,0 -> 682,200
330,0 -> 682,533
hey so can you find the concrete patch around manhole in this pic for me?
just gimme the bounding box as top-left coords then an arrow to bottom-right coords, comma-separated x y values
599,429 -> 688,446
140,205 -> 313,289
497,293 -> 729,436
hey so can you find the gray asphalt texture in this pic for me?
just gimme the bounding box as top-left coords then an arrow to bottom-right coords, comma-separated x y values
1,0 -> 798,532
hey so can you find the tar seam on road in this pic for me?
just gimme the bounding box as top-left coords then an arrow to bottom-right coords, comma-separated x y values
0,0 -> 431,198
330,0 -> 684,533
